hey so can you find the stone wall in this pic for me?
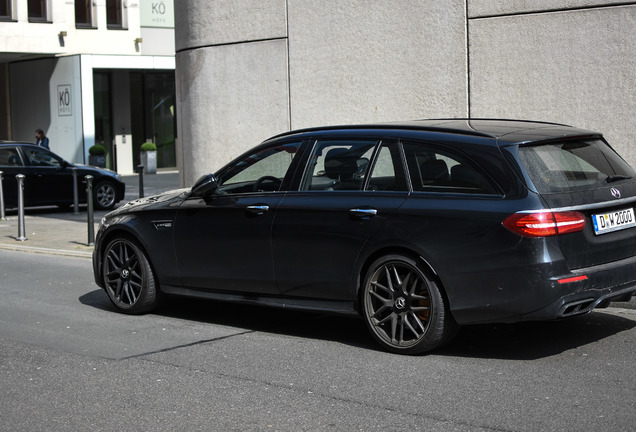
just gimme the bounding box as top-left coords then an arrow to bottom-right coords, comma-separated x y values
176,1 -> 636,186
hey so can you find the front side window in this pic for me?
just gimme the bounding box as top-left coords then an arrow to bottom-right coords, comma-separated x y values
519,139 -> 636,193
217,142 -> 302,194
0,148 -> 22,166
403,141 -> 497,194
300,139 -> 377,191
28,0 -> 48,22
24,148 -> 62,168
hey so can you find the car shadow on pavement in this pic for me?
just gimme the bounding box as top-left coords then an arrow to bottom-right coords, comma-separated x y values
80,289 -> 635,359
438,311 -> 636,360
79,289 -> 376,350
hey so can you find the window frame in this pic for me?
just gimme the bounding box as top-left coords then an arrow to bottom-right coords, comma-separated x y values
0,0 -> 16,21
75,0 -> 96,29
106,0 -> 127,29
27,0 -> 50,23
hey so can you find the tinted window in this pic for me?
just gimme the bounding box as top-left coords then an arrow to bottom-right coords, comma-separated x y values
300,140 -> 377,191
403,142 -> 497,194
0,148 -> 22,166
518,139 -> 635,193
217,142 -> 301,194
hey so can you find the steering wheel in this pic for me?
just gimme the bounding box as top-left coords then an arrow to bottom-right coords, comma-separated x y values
254,176 -> 282,192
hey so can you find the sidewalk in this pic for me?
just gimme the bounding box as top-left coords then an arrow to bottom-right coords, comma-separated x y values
0,171 -> 180,258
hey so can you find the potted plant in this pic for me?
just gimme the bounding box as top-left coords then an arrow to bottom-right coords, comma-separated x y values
140,141 -> 157,174
88,144 -> 106,168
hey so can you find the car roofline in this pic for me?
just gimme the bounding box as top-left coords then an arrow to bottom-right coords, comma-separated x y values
264,118 -> 584,142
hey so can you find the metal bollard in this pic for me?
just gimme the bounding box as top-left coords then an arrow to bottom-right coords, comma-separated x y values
86,175 -> 95,246
72,167 -> 79,214
16,174 -> 27,241
0,171 -> 5,221
136,164 -> 145,198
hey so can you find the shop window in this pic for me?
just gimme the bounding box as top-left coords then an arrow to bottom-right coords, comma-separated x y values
75,0 -> 95,28
28,0 -> 49,22
107,0 -> 126,29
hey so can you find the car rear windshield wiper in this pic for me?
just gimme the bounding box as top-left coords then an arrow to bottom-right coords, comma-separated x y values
605,174 -> 632,183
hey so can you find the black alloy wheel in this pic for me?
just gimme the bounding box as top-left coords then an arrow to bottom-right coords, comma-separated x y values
94,181 -> 117,210
103,238 -> 159,314
362,254 -> 457,354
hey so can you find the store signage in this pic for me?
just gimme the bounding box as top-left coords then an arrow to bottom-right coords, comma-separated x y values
57,85 -> 72,116
140,0 -> 175,28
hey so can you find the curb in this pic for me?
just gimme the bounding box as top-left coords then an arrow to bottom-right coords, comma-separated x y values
0,243 -> 93,258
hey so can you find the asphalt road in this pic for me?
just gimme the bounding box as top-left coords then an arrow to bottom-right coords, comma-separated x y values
1,249 -> 635,431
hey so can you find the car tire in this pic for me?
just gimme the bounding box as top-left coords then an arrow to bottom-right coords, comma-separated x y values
94,180 -> 117,210
102,237 -> 160,314
361,254 -> 458,354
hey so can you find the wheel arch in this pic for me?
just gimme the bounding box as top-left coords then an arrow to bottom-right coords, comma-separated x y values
354,245 -> 452,313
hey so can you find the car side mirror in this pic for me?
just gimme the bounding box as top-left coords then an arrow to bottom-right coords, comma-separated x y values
191,174 -> 218,197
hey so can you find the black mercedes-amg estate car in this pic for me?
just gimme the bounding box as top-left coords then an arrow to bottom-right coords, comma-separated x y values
92,119 -> 636,354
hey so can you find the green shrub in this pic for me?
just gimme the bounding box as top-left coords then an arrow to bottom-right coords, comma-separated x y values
141,142 -> 157,152
88,144 -> 106,156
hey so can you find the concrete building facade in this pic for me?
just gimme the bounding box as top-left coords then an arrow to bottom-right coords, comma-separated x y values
175,0 -> 636,187
1,0 -> 176,173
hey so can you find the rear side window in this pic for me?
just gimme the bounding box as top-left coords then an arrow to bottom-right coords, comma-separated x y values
403,142 -> 498,194
300,139 -> 377,191
518,139 -> 635,193
0,148 -> 22,166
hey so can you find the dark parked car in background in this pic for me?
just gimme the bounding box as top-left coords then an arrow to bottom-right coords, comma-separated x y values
0,142 -> 125,210
93,119 -> 636,354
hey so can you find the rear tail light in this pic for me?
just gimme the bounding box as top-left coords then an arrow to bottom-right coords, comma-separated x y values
503,211 -> 586,237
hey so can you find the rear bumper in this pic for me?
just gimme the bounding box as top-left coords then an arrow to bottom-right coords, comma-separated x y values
522,282 -> 636,321
449,252 -> 636,325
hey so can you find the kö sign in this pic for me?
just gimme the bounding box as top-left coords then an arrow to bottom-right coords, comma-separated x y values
58,84 -> 72,116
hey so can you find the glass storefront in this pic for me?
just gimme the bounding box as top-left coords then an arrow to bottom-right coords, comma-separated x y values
94,69 -> 176,171
93,71 -> 114,170
130,71 -> 176,168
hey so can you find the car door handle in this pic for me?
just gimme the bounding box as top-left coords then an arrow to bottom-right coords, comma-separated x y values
247,205 -> 269,215
349,208 -> 378,219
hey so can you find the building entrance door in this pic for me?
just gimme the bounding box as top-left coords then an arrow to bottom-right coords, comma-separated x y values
130,71 -> 176,169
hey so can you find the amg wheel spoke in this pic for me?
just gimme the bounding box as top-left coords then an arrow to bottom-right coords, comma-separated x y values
408,311 -> 426,334
388,265 -> 401,288
390,313 -> 399,343
371,280 -> 392,296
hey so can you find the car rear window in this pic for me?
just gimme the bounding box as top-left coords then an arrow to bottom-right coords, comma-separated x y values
518,139 -> 635,193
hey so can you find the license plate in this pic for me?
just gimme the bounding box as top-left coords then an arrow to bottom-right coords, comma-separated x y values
592,207 -> 636,235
